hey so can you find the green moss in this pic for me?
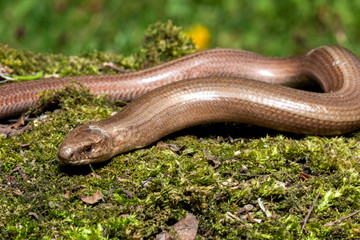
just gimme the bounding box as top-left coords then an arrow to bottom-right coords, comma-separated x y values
1,21 -> 360,239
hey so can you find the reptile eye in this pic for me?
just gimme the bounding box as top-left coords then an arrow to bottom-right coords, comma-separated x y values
83,145 -> 93,154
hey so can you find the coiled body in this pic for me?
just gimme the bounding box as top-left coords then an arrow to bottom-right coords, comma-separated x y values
1,46 -> 359,165
53,46 -> 360,165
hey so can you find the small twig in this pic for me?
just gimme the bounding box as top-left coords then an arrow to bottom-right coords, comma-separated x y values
301,191 -> 321,232
238,173 -> 268,177
323,210 -> 359,227
226,212 -> 241,221
0,124 -> 31,137
13,71 -> 43,81
6,116 -> 36,123
0,73 -> 15,82
246,210 -> 256,223
258,198 -> 272,217
103,62 -> 130,73
9,113 -> 26,129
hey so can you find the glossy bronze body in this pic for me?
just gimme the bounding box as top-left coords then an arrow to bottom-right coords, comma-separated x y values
2,46 -> 359,165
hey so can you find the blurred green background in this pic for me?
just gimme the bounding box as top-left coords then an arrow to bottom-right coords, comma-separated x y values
1,0 -> 360,56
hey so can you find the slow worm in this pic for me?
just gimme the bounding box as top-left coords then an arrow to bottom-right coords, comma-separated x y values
2,46 -> 360,165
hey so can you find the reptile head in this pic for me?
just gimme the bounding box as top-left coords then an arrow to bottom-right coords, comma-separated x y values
58,124 -> 114,165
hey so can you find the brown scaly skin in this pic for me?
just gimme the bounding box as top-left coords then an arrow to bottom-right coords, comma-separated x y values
58,124 -> 114,165
58,46 -> 360,165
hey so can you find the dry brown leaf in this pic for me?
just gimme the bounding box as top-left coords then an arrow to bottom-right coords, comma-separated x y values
156,213 -> 198,240
64,190 -> 71,199
300,172 -> 311,180
28,212 -> 40,220
156,141 -> 169,148
203,149 -> 221,168
81,190 -> 104,205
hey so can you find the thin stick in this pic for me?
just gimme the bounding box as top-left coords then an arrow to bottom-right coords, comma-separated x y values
301,191 -> 321,232
323,210 -> 359,227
